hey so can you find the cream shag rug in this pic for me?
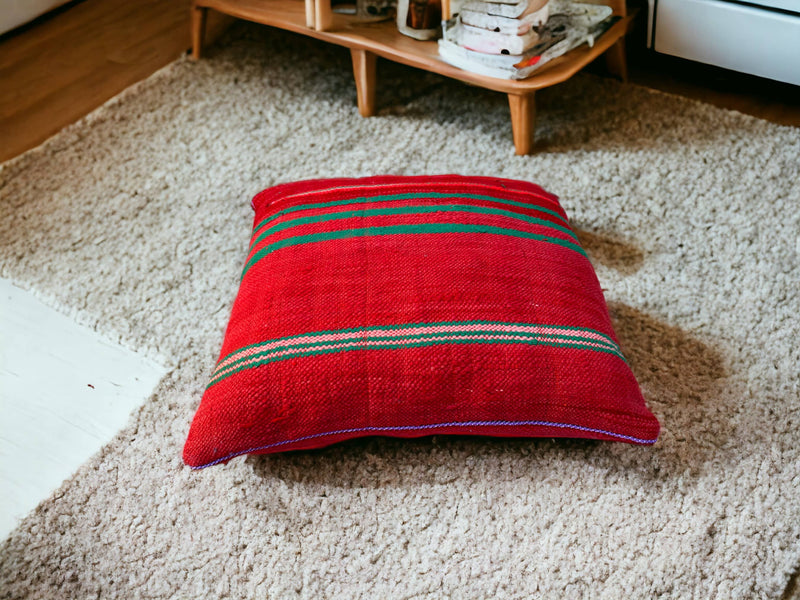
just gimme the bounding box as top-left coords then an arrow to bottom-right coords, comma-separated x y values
1,23 -> 798,599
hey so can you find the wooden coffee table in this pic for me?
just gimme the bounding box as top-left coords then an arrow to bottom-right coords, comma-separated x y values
190,0 -> 630,154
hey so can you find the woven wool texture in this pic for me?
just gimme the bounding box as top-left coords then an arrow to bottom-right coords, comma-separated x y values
183,175 -> 660,468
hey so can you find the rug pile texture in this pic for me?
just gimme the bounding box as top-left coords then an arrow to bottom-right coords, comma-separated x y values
1,23 -> 798,599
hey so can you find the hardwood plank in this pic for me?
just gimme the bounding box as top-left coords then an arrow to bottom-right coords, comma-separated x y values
628,52 -> 800,127
0,0 -> 230,162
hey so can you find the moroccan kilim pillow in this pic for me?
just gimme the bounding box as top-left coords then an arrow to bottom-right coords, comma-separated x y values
183,175 -> 660,469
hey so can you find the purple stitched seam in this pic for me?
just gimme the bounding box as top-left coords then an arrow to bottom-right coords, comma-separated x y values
191,421 -> 658,469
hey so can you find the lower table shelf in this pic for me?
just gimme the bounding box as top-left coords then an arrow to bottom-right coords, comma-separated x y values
191,0 -> 631,154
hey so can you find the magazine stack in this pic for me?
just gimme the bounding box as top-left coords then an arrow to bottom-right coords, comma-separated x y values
438,0 -> 618,80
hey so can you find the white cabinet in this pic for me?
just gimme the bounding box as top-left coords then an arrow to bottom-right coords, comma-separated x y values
648,0 -> 800,85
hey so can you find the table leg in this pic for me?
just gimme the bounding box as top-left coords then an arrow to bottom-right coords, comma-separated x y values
508,92 -> 536,155
605,37 -> 628,83
191,6 -> 208,61
351,49 -> 377,117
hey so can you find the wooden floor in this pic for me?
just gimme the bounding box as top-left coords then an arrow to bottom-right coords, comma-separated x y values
625,25 -> 800,129
0,0 -> 230,162
0,0 -> 798,162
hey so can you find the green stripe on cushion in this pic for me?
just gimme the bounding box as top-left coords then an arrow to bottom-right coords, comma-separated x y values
242,222 -> 587,277
247,203 -> 578,253
252,192 -> 570,241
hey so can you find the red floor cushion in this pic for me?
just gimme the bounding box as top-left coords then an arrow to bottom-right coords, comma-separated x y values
183,175 -> 660,468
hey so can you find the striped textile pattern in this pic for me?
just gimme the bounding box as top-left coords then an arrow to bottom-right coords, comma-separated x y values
183,175 -> 660,469
207,321 -> 627,388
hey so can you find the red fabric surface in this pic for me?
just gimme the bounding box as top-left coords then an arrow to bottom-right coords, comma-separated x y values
184,175 -> 659,468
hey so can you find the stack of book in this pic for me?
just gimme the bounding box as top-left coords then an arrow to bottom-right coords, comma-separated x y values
438,0 -> 617,80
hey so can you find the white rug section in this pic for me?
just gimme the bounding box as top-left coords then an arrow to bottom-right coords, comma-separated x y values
0,278 -> 166,539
